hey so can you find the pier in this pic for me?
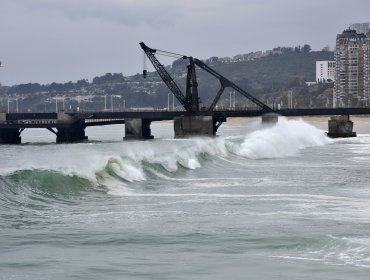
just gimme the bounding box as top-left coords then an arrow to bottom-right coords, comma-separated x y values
1,42 -> 369,144
0,108 -> 369,144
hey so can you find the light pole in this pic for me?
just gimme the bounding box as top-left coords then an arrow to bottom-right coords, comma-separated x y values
55,96 -> 58,112
123,99 -> 126,111
229,91 -> 235,110
229,92 -> 232,109
15,97 -> 19,113
288,90 -> 293,109
76,96 -> 82,112
104,95 -> 107,111
167,92 -> 170,111
111,95 -> 114,112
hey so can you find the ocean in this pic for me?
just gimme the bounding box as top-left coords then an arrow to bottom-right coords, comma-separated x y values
1,117 -> 370,279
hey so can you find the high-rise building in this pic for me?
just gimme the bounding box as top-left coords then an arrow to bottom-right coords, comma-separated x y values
365,31 -> 370,102
349,23 -> 370,35
316,61 -> 335,83
334,29 -> 368,107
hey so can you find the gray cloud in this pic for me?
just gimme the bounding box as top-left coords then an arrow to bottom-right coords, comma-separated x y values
1,0 -> 370,85
2,0 -> 188,27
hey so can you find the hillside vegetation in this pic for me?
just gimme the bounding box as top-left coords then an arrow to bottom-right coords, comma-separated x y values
0,47 -> 334,112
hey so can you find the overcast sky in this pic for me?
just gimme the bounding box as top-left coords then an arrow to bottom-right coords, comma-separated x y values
0,0 -> 369,85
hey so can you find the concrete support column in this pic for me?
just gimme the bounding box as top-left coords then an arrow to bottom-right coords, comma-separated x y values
327,115 -> 356,138
262,113 -> 279,124
174,116 -> 219,138
0,128 -> 22,144
124,118 -> 153,140
56,122 -> 88,143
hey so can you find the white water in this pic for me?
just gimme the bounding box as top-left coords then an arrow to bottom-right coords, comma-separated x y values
2,119 -> 370,279
232,118 -> 330,159
0,118 -> 331,188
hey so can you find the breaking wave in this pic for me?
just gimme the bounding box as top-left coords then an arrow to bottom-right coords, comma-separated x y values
228,118 -> 330,159
0,118 -> 329,201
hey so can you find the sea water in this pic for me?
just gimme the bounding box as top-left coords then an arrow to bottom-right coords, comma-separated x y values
1,118 -> 370,279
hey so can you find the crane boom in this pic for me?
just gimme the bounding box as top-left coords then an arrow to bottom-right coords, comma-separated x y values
192,58 -> 273,112
139,42 -> 273,113
139,42 -> 190,111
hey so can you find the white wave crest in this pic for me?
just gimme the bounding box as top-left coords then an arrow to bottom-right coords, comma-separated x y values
231,117 -> 330,159
122,138 -> 228,172
104,156 -> 145,182
0,118 -> 332,190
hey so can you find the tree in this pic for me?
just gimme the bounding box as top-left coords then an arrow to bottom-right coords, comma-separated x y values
322,45 -> 330,52
8,83 -> 42,94
302,44 -> 312,53
48,82 -> 65,92
208,56 -> 219,63
63,81 -> 74,91
76,79 -> 89,88
93,73 -> 125,84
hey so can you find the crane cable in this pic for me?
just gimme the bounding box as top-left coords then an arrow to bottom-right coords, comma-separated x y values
155,48 -> 187,59
142,50 -> 148,78
142,48 -> 185,78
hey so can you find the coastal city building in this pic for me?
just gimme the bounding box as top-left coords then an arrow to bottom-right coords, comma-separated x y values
334,29 -> 369,107
316,61 -> 335,83
349,22 -> 370,35
365,31 -> 370,103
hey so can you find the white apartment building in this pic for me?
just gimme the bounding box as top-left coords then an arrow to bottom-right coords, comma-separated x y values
316,61 -> 335,83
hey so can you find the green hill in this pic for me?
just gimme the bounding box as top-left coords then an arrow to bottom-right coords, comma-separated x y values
168,49 -> 334,108
0,48 -> 335,112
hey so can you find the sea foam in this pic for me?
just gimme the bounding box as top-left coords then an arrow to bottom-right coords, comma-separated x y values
0,118 -> 330,191
233,117 -> 330,159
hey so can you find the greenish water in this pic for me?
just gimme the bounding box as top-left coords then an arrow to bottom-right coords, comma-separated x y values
1,118 -> 370,279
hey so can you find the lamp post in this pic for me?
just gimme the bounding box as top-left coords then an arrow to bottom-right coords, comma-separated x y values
229,92 -> 231,109
167,93 -> 174,111
167,92 -> 170,111
229,91 -> 235,110
288,90 -> 293,109
6,96 -> 21,113
111,95 -> 113,112
1,62 -> 4,112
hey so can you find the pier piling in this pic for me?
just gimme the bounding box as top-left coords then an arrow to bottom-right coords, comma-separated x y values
0,128 -> 22,144
262,113 -> 279,124
124,118 -> 153,140
174,116 -> 220,138
327,115 -> 356,138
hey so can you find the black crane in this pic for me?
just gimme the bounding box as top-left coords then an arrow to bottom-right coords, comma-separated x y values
140,42 -> 273,113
